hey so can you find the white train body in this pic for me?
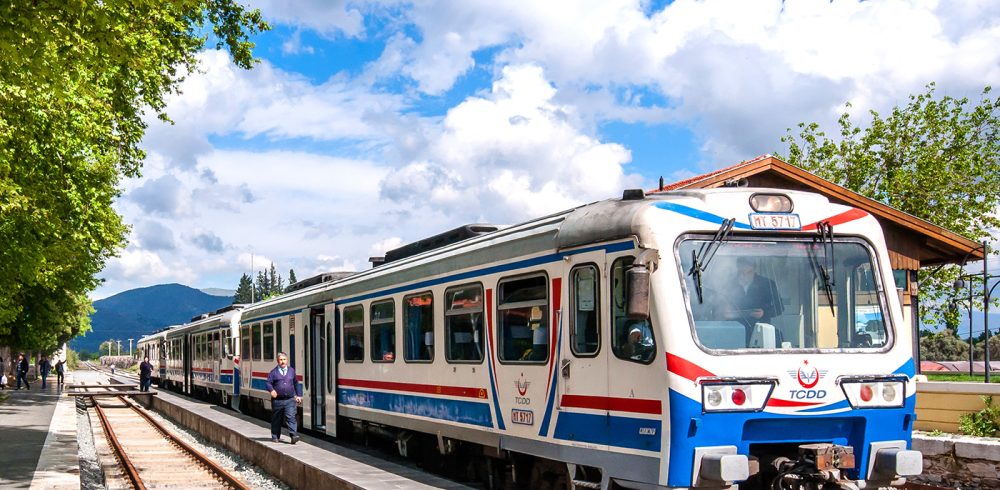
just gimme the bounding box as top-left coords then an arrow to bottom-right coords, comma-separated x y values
152,188 -> 920,488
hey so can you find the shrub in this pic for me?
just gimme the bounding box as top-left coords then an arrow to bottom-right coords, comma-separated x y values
958,395 -> 1000,437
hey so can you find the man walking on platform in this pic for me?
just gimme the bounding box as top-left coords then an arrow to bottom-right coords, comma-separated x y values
265,352 -> 302,444
15,353 -> 30,390
139,356 -> 153,392
54,358 -> 66,386
38,355 -> 51,389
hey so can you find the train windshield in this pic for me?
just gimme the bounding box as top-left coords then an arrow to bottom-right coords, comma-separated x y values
678,236 -> 890,352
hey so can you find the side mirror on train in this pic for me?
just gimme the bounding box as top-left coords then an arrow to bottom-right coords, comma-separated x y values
627,264 -> 651,319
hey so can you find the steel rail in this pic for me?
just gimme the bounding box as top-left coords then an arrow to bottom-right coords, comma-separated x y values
93,399 -> 147,490
116,395 -> 251,490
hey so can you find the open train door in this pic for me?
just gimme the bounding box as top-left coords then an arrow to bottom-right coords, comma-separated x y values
307,305 -> 330,432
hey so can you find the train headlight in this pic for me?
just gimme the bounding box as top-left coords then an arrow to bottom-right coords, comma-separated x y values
838,376 -> 906,409
700,378 -> 776,413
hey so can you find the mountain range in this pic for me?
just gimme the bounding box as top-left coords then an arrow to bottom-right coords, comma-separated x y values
72,283 -> 233,354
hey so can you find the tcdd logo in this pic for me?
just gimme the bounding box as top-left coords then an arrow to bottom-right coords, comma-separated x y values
788,360 -> 826,389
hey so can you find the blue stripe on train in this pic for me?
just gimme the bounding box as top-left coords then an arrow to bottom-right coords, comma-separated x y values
553,411 -> 662,452
338,388 -> 493,428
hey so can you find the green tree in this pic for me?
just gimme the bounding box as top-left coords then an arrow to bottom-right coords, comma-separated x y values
233,273 -> 253,304
919,328 -> 970,361
288,269 -> 298,288
0,1 -> 268,351
781,84 -> 1000,326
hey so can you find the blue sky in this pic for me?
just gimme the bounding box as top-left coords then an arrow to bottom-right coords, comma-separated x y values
96,0 -> 1000,299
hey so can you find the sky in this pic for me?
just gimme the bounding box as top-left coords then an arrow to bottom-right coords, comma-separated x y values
94,0 -> 1000,300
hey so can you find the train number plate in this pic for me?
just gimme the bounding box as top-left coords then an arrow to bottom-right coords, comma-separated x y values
511,409 -> 534,425
749,213 -> 801,230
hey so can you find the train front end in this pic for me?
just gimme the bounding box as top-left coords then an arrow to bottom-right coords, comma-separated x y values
649,190 -> 921,489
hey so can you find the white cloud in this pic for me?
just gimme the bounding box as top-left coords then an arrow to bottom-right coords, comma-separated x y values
381,64 -> 639,222
252,0 -> 365,37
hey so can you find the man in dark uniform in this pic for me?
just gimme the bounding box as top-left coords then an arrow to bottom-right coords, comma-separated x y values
724,258 -> 783,335
139,356 -> 153,392
54,358 -> 66,386
266,352 -> 302,443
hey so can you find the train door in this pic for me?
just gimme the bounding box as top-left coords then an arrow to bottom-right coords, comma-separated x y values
556,263 -> 610,446
308,306 -> 328,431
325,303 -> 338,436
184,334 -> 192,394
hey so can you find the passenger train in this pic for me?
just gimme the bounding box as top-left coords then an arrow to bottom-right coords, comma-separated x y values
138,187 -> 922,489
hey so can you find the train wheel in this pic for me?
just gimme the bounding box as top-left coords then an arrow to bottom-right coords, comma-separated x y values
528,457 -> 570,490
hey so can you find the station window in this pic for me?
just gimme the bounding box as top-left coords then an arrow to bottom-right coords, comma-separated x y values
571,265 -> 601,357
445,284 -> 484,363
370,300 -> 396,362
343,305 -> 364,362
498,275 -> 549,363
404,292 -> 434,362
263,322 -> 275,361
241,325 -> 250,360
251,323 -> 262,361
611,256 -> 655,364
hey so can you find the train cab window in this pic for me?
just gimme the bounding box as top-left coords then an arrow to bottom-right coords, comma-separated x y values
263,322 -> 275,361
343,305 -> 364,362
404,292 -> 434,362
678,237 -> 889,352
570,265 -> 600,357
611,257 -> 656,364
251,323 -> 262,361
498,275 -> 549,363
445,284 -> 484,363
370,300 -> 396,362
241,325 -> 250,360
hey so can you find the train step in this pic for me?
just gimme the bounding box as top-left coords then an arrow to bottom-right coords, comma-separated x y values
571,479 -> 602,489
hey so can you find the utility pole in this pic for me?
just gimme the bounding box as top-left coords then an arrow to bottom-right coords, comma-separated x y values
117,340 -> 122,357
985,240 -> 991,384
128,338 -> 134,356
251,251 -> 255,303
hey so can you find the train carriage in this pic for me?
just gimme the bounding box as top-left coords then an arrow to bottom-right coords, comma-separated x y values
162,186 -> 921,489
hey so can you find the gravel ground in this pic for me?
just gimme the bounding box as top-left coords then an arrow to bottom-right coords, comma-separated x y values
75,368 -> 287,490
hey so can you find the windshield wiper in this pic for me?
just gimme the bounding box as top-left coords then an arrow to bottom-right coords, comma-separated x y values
808,221 -> 836,315
689,218 -> 735,303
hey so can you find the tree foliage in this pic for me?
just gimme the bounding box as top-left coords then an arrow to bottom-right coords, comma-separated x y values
919,328 -> 970,361
0,1 -> 268,351
780,84 -> 1000,325
233,273 -> 253,304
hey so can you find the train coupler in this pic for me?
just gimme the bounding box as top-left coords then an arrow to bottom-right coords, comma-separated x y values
770,443 -> 856,489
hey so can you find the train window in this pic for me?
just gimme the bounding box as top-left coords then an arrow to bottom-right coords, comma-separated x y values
214,332 -> 220,359
678,237 -> 890,352
241,325 -> 250,360
611,257 -> 655,364
498,275 -> 549,363
570,265 -> 601,357
276,320 -> 283,357
445,284 -> 484,363
404,292 -> 434,362
343,305 -> 364,362
370,300 -> 396,363
263,322 -> 275,361
252,323 -> 262,361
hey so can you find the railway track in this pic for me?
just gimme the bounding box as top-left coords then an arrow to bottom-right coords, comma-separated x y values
78,380 -> 250,489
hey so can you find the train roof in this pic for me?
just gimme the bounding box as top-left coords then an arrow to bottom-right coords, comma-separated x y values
238,187 -> 841,321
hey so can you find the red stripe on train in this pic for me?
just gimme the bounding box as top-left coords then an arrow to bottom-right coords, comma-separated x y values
665,353 -> 715,381
339,378 -> 488,399
766,398 -> 822,407
560,394 -> 662,415
801,208 -> 868,231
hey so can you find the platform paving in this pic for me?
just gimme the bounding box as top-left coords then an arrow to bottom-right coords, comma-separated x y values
0,371 -> 79,489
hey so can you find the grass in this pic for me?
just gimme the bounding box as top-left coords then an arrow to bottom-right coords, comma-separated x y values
925,372 -> 1000,383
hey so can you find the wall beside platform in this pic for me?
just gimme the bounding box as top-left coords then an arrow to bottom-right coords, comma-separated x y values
912,433 -> 1000,488
914,381 -> 1000,433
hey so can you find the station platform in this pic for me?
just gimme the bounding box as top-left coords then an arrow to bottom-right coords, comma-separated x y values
137,384 -> 472,489
0,371 -> 79,490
